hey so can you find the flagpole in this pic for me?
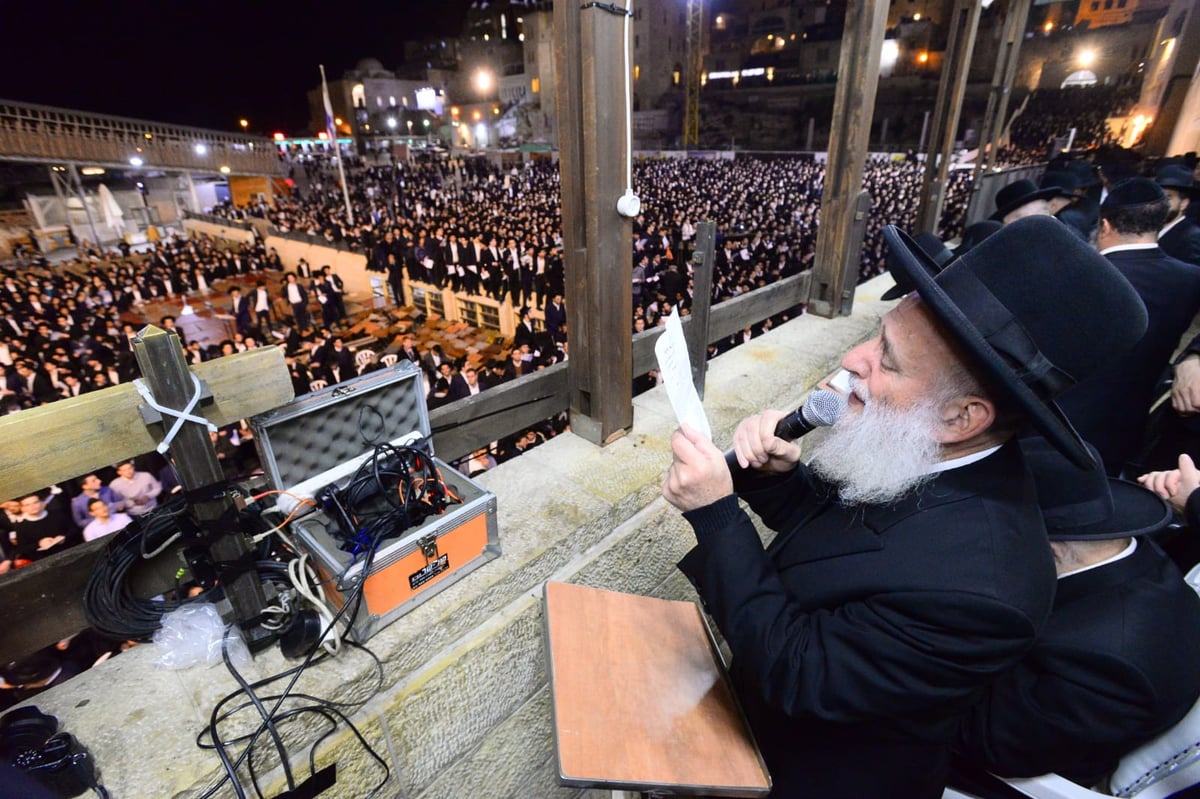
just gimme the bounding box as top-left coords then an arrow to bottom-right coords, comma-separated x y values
320,64 -> 355,226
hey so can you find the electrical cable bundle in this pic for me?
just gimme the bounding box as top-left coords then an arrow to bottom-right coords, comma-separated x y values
195,537 -> 392,799
82,498 -> 217,641
318,440 -> 461,558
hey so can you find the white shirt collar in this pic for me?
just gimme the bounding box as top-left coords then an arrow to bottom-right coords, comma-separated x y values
923,444 -> 1003,476
1058,538 -> 1137,579
1099,242 -> 1159,255
1160,216 -> 1186,237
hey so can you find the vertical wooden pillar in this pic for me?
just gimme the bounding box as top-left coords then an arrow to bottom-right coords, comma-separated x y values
554,0 -> 634,445
685,221 -> 716,398
808,0 -> 888,319
973,0 -> 1032,191
915,0 -> 982,235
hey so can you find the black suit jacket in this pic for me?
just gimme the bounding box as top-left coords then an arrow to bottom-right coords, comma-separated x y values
1057,246 -> 1200,473
1160,218 -> 1200,266
954,540 -> 1200,787
678,443 -> 1056,799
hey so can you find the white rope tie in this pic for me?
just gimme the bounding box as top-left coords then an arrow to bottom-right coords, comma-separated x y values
133,373 -> 217,454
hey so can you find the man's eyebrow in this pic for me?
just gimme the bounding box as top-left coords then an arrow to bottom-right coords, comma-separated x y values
879,322 -> 899,370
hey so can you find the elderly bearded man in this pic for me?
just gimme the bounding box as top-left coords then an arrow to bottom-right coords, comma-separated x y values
662,217 -> 1148,799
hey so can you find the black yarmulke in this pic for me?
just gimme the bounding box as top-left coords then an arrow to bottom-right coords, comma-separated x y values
1101,177 -> 1165,210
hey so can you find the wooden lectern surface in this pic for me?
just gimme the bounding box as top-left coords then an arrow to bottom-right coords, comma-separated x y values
543,581 -> 771,796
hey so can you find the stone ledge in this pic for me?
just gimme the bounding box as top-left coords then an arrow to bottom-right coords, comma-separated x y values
26,280 -> 892,798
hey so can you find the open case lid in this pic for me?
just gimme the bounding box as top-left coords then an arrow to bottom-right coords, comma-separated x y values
250,360 -> 432,491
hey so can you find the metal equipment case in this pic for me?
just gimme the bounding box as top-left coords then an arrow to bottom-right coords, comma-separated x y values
250,361 -> 499,641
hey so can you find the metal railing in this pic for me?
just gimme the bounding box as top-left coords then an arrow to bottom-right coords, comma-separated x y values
0,98 -> 284,175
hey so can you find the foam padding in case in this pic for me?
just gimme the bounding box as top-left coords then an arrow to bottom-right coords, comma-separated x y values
251,361 -> 430,490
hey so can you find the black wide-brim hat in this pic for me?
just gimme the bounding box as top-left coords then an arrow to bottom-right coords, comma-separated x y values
883,216 -> 1148,467
1156,165 -> 1200,199
990,179 -> 1061,221
1021,436 -> 1172,541
881,232 -> 952,301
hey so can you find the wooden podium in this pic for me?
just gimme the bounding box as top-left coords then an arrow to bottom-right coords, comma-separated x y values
543,581 -> 771,797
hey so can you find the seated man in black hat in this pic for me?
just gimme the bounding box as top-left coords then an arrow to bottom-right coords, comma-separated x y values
990,179 -> 1059,224
1157,164 -> 1200,266
663,216 -> 1148,798
952,437 -> 1200,795
1056,177 -> 1200,476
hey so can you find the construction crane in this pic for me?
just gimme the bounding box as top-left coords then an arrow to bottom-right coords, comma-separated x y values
683,0 -> 704,148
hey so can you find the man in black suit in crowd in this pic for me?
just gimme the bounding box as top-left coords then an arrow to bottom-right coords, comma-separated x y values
1157,165 -> 1200,266
662,218 -> 1147,799
952,437 -> 1200,793
229,287 -> 253,337
1057,178 -> 1200,476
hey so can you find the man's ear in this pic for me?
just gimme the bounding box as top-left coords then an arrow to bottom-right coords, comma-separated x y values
937,395 -> 996,444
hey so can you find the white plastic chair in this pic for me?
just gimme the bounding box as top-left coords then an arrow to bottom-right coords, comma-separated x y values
354,349 -> 377,368
308,379 -> 328,392
379,353 -> 399,367
948,564 -> 1200,799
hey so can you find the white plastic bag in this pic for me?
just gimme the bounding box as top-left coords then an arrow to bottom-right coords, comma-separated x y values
153,603 -> 251,670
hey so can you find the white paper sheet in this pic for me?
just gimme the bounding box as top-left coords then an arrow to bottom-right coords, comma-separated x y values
654,309 -> 712,441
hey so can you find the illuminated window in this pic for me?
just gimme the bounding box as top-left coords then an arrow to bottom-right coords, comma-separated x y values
715,14 -> 726,30
352,83 -> 366,108
531,77 -> 540,93
634,64 -> 640,81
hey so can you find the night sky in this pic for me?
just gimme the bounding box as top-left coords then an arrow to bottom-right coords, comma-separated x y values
0,0 -> 472,135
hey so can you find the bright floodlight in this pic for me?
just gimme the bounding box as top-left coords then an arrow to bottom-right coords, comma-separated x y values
1078,48 -> 1097,68
194,143 -> 208,156
129,156 -> 144,167
474,70 -> 494,93
880,40 -> 900,73
387,117 -> 398,129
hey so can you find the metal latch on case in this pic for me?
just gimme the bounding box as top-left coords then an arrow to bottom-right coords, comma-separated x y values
419,534 -> 439,562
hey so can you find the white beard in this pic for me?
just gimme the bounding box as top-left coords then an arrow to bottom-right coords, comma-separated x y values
806,380 -> 945,506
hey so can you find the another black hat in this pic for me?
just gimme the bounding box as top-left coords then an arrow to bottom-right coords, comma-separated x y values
882,232 -> 952,301
1102,177 -> 1166,210
1021,436 -> 1171,541
1156,165 -> 1200,199
1065,160 -> 1102,189
990,179 -> 1060,221
1040,171 -> 1085,200
882,216 -> 1148,467
952,220 -> 1002,258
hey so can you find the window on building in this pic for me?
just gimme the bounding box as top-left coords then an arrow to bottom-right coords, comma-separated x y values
1091,1 -> 1099,9
1117,0 -> 1127,6
634,64 -> 640,81
635,35 -> 640,49
389,95 -> 396,106
376,96 -> 383,108
532,77 -> 540,93
1104,0 -> 1113,7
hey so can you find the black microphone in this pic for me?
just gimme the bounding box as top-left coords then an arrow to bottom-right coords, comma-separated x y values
725,389 -> 848,471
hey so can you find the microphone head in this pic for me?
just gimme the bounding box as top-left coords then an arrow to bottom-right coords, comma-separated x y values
802,389 -> 848,427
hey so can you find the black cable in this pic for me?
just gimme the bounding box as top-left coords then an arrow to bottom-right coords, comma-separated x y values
222,629 -> 296,793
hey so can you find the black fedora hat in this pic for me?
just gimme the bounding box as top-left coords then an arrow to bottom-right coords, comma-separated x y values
952,220 -> 1002,258
1020,436 -> 1171,541
990,179 -> 1060,221
882,216 -> 1148,467
882,232 -> 952,301
1040,171 -> 1085,200
1155,165 -> 1200,199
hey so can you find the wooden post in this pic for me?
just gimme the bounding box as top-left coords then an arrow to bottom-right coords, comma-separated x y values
915,0 -> 983,235
975,0 -> 1032,185
554,0 -> 634,445
132,326 -> 270,638
808,0 -> 888,319
685,221 -> 716,399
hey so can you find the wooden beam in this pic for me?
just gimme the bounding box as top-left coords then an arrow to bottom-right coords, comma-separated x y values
808,0 -> 888,318
0,344 -> 292,501
554,0 -> 634,446
915,0 -> 983,235
685,221 -> 717,398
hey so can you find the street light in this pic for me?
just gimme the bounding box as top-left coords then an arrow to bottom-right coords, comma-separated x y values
387,117 -> 398,130
194,143 -> 208,156
129,156 -> 144,167
1077,48 -> 1097,68
239,118 -> 249,131
474,70 -> 494,94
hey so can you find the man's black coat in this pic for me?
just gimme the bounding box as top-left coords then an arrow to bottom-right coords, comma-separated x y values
678,443 -> 1056,798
